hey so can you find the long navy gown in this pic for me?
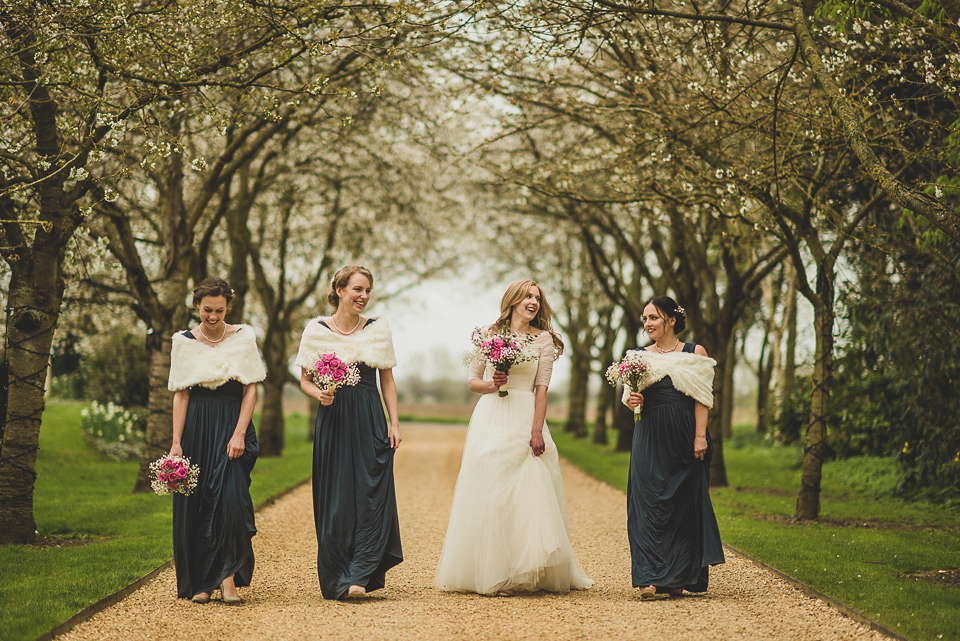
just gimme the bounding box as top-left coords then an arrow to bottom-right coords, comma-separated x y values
312,320 -> 403,600
628,342 -> 724,593
172,332 -> 259,599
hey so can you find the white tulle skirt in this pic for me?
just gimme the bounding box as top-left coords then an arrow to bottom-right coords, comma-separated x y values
435,390 -> 593,595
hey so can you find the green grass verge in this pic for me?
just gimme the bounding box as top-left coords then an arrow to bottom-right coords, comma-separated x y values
397,414 -> 470,425
0,402 -> 313,641
551,425 -> 960,641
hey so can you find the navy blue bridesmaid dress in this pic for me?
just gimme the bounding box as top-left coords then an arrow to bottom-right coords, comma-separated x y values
172,332 -> 259,599
311,320 -> 403,600
627,342 -> 725,593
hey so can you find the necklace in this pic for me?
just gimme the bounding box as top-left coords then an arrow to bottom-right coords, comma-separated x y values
330,315 -> 362,335
655,340 -> 680,354
199,322 -> 226,343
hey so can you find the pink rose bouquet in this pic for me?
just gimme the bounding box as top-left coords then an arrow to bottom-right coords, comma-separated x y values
149,454 -> 200,496
606,351 -> 652,421
312,352 -> 361,391
464,327 -> 538,397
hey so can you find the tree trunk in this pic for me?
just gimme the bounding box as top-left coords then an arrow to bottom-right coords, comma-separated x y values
0,251 -> 67,543
225,174 -> 252,325
0,31 -> 83,538
593,377 -> 611,445
614,394 -> 635,452
707,335 -> 731,487
133,316 -> 182,493
796,268 -> 835,520
259,377 -> 284,457
614,315 -> 642,452
777,266 -> 798,415
720,337 -> 735,441
565,346 -> 590,437
258,325 -> 288,457
756,336 -> 772,434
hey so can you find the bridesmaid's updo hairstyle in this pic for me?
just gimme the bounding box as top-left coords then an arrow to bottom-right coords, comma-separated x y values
327,266 -> 374,308
192,277 -> 234,307
494,279 -> 565,359
647,295 -> 686,333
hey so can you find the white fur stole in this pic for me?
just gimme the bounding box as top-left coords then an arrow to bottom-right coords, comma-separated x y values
619,350 -> 717,409
167,325 -> 267,391
294,316 -> 397,371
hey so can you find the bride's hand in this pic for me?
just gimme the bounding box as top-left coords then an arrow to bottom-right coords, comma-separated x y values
490,370 -> 508,393
626,392 -> 644,410
530,431 -> 545,457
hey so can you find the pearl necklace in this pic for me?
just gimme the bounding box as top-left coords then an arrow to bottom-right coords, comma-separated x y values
330,315 -> 363,335
654,340 -> 680,354
199,322 -> 226,343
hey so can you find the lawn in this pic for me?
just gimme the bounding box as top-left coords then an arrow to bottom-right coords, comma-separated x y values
0,402 -> 314,641
551,425 -> 960,641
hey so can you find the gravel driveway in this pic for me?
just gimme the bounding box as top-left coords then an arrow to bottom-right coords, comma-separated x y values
55,424 -> 886,641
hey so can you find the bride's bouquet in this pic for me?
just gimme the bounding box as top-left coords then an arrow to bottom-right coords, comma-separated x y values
150,454 -> 200,496
464,327 -> 538,397
606,350 -> 652,421
312,351 -> 361,391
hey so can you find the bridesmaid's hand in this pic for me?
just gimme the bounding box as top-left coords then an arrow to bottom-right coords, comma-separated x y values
490,370 -> 508,394
319,388 -> 335,406
169,443 -> 183,458
227,432 -> 245,459
626,392 -> 644,411
530,431 -> 545,457
389,425 -> 402,449
693,434 -> 708,460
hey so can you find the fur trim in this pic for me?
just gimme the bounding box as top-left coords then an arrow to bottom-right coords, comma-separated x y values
294,316 -> 397,371
167,325 -> 267,391
620,350 -> 717,408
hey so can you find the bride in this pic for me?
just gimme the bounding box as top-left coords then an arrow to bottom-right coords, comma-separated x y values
435,279 -> 593,596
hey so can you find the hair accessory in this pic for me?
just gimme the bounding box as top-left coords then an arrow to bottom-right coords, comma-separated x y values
675,305 -> 685,315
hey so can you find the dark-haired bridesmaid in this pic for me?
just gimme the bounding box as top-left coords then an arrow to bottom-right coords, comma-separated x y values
622,296 -> 724,598
167,277 -> 266,603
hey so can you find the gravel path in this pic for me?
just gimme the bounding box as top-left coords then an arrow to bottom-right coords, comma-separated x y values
57,424 -> 886,641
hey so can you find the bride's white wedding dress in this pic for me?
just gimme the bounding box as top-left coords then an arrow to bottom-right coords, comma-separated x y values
435,332 -> 593,595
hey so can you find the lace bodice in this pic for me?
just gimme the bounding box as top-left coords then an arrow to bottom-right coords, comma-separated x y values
468,331 -> 556,391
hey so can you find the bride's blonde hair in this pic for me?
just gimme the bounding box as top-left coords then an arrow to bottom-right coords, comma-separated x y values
493,279 -> 564,359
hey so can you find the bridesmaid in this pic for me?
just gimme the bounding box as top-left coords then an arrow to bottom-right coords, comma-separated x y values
167,277 -> 266,603
622,295 -> 724,598
295,265 -> 403,600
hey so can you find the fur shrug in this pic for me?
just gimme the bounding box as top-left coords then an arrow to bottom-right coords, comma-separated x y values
167,325 -> 267,391
619,349 -> 717,409
294,316 -> 397,371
